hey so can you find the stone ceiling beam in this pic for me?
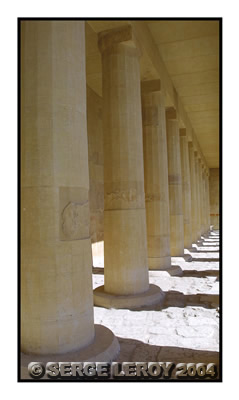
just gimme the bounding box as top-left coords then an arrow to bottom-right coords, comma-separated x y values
128,20 -> 208,168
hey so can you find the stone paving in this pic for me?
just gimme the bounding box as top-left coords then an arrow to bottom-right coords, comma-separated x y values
92,231 -> 220,366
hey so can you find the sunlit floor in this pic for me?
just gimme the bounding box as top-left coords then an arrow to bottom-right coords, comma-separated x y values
92,231 -> 220,369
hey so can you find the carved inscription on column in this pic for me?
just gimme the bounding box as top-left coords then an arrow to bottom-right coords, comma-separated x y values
59,187 -> 90,241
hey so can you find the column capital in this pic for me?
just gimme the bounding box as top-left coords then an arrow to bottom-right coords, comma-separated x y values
179,128 -> 187,137
141,79 -> 161,94
98,24 -> 139,55
166,107 -> 177,120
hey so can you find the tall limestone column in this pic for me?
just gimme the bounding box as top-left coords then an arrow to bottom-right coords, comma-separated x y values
94,25 -> 164,309
141,80 -> 172,271
202,166 -> 208,234
166,108 -> 184,256
188,142 -> 198,243
194,152 -> 202,239
205,170 -> 211,230
21,21 -> 119,365
198,159 -> 205,235
180,129 -> 192,249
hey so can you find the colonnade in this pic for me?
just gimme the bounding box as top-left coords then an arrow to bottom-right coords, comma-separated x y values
21,21 -> 211,365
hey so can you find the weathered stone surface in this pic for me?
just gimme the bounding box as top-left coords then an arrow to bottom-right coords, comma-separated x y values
21,21 -> 97,355
21,21 -> 119,363
166,110 -> 184,256
142,82 -> 171,270
96,28 -> 150,301
209,168 -> 220,229
188,143 -> 198,242
194,154 -> 202,238
87,86 -> 104,244
180,133 -> 192,248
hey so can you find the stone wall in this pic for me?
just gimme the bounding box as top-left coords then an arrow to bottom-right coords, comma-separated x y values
209,168 -> 220,229
87,85 -> 104,244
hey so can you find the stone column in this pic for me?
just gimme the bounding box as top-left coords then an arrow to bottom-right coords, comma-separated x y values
166,108 -> 184,256
141,80 -> 172,271
205,170 -> 211,230
94,25 -> 164,309
188,143 -> 198,243
180,129 -> 192,249
194,152 -> 202,239
202,166 -> 208,234
21,21 -> 119,365
198,159 -> 205,235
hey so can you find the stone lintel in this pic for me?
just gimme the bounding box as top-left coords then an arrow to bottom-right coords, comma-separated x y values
98,24 -> 137,54
141,79 -> 161,94
179,128 -> 187,137
166,107 -> 177,120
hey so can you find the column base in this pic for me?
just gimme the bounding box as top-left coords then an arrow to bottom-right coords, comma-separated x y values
94,284 -> 165,310
20,325 -> 120,379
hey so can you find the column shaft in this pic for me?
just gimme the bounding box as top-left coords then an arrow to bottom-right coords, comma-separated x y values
206,172 -> 211,229
166,109 -> 184,256
180,131 -> 192,248
188,143 -> 198,243
142,82 -> 171,269
202,168 -> 208,233
198,160 -> 205,234
21,21 -> 94,355
194,154 -> 202,239
101,34 -> 149,295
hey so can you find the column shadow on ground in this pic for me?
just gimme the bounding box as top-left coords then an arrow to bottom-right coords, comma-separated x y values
190,258 -> 220,262
93,266 -> 220,278
116,336 -> 219,363
182,270 -> 219,278
130,291 -> 219,312
115,337 -> 220,379
92,267 -> 104,275
201,244 -> 219,247
93,265 -> 185,276
189,248 -> 219,253
161,290 -> 219,309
